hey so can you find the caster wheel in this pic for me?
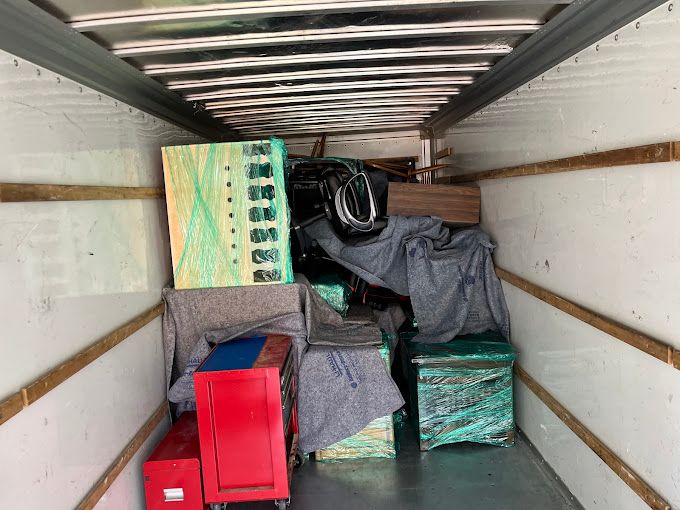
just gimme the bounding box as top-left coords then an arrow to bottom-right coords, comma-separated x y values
294,452 -> 305,468
275,498 -> 290,510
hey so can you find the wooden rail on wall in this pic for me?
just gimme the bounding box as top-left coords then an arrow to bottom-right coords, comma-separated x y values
76,401 -> 168,510
515,365 -> 670,510
496,268 -> 679,370
0,302 -> 164,426
0,183 -> 164,202
436,141 -> 680,184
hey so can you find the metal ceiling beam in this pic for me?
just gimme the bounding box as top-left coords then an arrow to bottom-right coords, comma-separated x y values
187,79 -> 468,101
0,0 -> 236,141
241,122 -> 422,136
204,89 -> 456,109
216,106 -> 439,122
211,100 -> 444,117
143,45 -> 512,76
228,113 -> 431,128
423,0 -> 669,132
69,0 -> 573,29
112,22 -> 542,57
165,64 -> 490,90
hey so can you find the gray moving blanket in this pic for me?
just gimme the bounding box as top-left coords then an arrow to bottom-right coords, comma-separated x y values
305,217 -> 510,343
162,276 -> 404,453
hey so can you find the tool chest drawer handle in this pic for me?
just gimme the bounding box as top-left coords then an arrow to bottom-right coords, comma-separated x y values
163,488 -> 185,502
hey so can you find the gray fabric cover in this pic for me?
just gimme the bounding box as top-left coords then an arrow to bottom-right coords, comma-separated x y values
305,217 -> 510,343
162,276 -> 404,453
162,275 -> 382,389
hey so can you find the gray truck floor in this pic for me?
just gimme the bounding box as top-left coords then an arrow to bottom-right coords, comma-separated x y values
231,426 -> 582,510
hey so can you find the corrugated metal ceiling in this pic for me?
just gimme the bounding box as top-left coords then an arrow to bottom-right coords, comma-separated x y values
28,0 -> 572,138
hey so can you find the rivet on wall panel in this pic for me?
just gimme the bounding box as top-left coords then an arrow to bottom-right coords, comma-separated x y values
35,68 -> 40,76
669,3 -> 673,11
13,59 -> 18,67
575,57 -> 579,63
635,22 -> 641,29
615,34 -> 619,41
596,44 -> 600,51
129,107 -> 133,113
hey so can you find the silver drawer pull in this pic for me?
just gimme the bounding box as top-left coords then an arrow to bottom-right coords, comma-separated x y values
164,488 -> 185,502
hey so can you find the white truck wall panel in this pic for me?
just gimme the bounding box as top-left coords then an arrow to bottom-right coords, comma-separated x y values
0,49 -> 201,509
438,2 -> 680,509
285,130 -> 423,160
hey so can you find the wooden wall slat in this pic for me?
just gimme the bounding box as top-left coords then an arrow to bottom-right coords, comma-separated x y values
23,303 -> 165,405
496,267 -> 677,368
0,302 -> 164,427
0,392 -> 25,427
436,141 -> 680,184
435,147 -> 454,160
409,163 -> 450,176
515,365 -> 670,510
0,183 -> 164,202
76,401 -> 168,510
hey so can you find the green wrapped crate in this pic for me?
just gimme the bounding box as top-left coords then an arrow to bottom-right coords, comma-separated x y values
407,339 -> 517,451
309,273 -> 352,317
316,334 -> 399,461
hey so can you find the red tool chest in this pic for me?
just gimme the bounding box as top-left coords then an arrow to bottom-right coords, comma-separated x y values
143,412 -> 205,510
193,335 -> 297,509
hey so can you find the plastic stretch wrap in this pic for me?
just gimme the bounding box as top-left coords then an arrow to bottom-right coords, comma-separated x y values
310,274 -> 352,317
408,340 -> 516,450
316,335 -> 401,461
162,138 -> 293,289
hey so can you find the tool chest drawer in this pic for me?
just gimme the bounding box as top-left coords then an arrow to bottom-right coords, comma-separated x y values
193,335 -> 297,506
143,412 -> 204,510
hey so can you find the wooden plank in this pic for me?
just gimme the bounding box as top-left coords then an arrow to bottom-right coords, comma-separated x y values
364,155 -> 419,163
76,401 -> 168,510
22,302 -> 165,405
515,365 -> 670,510
0,392 -> 25,427
409,164 -> 450,176
0,183 -> 164,202
364,161 -> 408,178
387,183 -> 480,225
437,141 -> 680,184
496,268 -> 676,368
435,147 -> 454,160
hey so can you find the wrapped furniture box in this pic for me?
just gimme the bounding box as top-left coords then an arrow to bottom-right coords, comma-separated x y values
316,336 -> 398,461
162,139 -> 293,289
407,339 -> 516,451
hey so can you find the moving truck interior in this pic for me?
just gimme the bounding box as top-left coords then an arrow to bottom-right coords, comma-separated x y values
0,1 -> 678,509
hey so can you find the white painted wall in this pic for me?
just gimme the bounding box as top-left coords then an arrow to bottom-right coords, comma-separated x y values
437,2 -> 680,509
0,49 -> 202,509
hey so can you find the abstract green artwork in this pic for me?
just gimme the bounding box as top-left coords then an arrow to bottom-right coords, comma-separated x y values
162,139 -> 293,289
